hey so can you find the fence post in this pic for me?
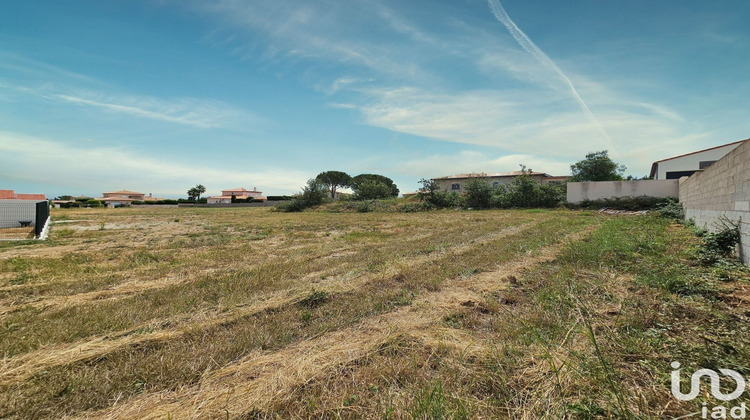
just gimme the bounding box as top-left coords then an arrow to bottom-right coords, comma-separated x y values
35,201 -> 49,238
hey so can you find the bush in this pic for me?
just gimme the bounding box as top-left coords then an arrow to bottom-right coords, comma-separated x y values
397,203 -> 424,213
656,199 -> 685,220
351,174 -> 399,198
493,175 -> 564,209
86,199 -> 103,208
697,218 -> 741,265
278,179 -> 328,212
274,199 -> 306,212
463,177 -> 493,209
354,180 -> 392,200
356,201 -> 373,213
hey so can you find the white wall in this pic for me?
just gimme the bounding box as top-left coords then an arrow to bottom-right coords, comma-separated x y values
567,180 -> 679,204
655,143 -> 741,179
0,200 -> 39,228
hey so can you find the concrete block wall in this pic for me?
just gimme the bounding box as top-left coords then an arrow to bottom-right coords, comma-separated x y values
0,201 -> 39,228
679,140 -> 750,265
567,180 -> 679,204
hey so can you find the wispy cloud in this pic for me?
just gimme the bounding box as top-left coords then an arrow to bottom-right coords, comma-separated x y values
0,131 -> 308,196
487,0 -> 610,145
396,150 -> 572,179
335,82 -> 705,176
52,92 -> 257,129
0,50 -> 104,85
0,80 -> 262,130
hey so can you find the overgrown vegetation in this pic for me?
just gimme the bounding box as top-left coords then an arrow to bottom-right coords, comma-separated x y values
417,174 -> 566,210
572,195 -> 676,211
275,178 -> 329,212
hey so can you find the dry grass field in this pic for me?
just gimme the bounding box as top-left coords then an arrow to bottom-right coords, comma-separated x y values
1,206 -> 749,419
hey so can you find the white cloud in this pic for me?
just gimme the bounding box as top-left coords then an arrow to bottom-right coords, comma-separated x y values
50,90 -> 261,129
396,150 -> 571,179
189,1 -> 718,177
0,131 -> 308,196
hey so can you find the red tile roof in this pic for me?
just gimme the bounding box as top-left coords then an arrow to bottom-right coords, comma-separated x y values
15,194 -> 47,200
221,188 -> 263,193
0,190 -> 47,200
433,171 -> 551,180
98,196 -> 136,202
103,190 -> 144,195
209,195 -> 267,200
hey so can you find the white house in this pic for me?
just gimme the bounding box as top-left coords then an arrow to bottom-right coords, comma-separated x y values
649,140 -> 746,180
207,187 -> 266,204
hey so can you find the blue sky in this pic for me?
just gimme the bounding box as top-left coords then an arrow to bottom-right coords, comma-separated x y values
1,0 -> 748,198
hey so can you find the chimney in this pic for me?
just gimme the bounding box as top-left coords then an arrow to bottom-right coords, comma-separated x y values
253,187 -> 257,192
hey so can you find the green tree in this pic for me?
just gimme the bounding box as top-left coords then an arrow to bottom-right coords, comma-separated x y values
187,184 -> 206,201
463,176 -> 493,209
353,180 -> 392,200
299,178 -> 328,207
351,174 -> 399,198
505,175 -> 542,207
315,171 -> 352,199
278,179 -> 329,212
570,151 -> 626,182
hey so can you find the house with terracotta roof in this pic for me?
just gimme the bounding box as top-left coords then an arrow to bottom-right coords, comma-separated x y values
97,190 -> 162,207
0,190 -> 47,200
207,187 -> 266,204
649,139 -> 747,180
432,171 -> 568,193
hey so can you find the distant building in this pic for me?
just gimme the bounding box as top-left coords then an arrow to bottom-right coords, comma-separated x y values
649,139 -> 747,180
207,187 -> 266,204
97,190 -> 162,207
431,171 -> 568,193
0,190 -> 46,200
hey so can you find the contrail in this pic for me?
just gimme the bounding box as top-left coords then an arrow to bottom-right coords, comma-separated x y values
487,0 -> 611,144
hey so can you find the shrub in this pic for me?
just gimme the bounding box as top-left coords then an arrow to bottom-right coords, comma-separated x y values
278,179 -> 328,212
351,174 -> 399,198
397,203 -> 424,213
356,201 -> 373,213
463,177 -> 493,209
697,218 -> 741,265
494,175 -> 565,208
417,179 -> 460,209
354,180 -> 392,200
656,199 -> 685,220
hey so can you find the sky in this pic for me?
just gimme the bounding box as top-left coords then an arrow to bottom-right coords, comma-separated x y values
1,0 -> 749,198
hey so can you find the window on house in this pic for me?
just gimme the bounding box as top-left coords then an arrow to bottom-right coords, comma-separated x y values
699,160 -> 716,169
666,170 -> 696,179
451,183 -> 460,190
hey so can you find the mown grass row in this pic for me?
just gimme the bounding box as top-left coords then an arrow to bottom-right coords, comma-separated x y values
0,211 -> 540,357
252,215 -> 750,419
0,212 -> 594,419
